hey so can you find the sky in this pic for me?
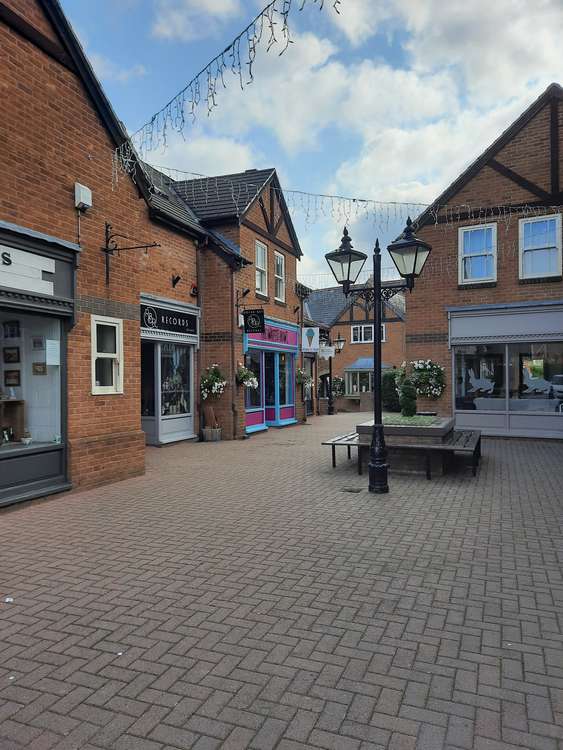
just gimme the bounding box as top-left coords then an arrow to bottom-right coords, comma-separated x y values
61,0 -> 563,288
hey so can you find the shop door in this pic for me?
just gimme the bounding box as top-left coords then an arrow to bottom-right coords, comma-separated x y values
304,357 -> 314,416
141,342 -> 194,444
159,343 -> 193,443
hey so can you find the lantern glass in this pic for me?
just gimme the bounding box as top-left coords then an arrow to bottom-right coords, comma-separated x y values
325,228 -> 367,289
335,334 -> 345,352
387,218 -> 432,280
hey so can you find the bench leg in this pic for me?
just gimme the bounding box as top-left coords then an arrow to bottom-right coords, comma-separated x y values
472,450 -> 478,477
358,447 -> 363,475
426,451 -> 431,480
347,445 -> 351,460
332,445 -> 336,468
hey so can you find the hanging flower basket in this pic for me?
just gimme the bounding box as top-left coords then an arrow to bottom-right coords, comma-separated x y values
236,364 -> 259,389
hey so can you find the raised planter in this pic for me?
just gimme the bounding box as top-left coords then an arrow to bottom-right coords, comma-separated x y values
357,417 -> 455,476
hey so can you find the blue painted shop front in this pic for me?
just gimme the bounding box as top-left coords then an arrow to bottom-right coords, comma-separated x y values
243,318 -> 300,434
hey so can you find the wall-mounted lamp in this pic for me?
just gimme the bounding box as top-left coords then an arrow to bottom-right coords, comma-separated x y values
293,306 -> 300,314
190,283 -> 198,297
241,288 -> 251,297
172,274 -> 182,288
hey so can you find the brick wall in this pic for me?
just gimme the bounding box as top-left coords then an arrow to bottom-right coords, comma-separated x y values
405,97 -> 563,416
1,4 -> 200,489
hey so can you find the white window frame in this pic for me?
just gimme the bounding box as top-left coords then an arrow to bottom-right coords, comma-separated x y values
518,214 -> 562,280
91,315 -> 124,395
255,240 -> 268,296
274,251 -> 285,302
458,223 -> 497,285
351,324 -> 385,343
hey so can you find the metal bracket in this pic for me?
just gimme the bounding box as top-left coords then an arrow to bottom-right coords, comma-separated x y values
102,222 -> 160,285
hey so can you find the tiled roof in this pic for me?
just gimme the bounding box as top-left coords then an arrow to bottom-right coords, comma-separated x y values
173,169 -> 275,222
142,163 -> 204,236
306,286 -> 349,326
306,284 -> 405,326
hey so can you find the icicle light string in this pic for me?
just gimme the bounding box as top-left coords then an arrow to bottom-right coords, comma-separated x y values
113,0 -> 340,177
143,163 -> 563,240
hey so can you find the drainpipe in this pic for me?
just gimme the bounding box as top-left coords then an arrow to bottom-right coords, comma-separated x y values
230,266 -> 238,440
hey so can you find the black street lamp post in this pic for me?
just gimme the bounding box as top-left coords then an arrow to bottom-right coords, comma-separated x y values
326,333 -> 345,415
325,219 -> 432,493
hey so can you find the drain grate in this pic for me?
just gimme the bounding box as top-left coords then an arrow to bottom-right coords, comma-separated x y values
341,487 -> 362,493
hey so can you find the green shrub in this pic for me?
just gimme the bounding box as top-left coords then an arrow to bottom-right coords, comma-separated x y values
382,369 -> 400,412
399,378 -> 417,417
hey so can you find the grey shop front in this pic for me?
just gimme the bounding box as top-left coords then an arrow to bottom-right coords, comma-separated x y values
450,299 -> 563,438
0,220 -> 78,507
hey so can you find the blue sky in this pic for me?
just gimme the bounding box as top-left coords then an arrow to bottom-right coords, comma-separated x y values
61,0 -> 563,287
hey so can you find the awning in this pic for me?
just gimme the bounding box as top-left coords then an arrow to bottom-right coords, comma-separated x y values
345,357 -> 392,371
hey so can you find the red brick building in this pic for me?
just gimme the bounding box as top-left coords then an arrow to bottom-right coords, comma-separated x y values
306,285 -> 405,409
0,0 -> 305,507
406,83 -> 563,438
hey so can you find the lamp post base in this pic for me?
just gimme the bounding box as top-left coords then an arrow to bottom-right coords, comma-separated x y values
368,461 -> 389,493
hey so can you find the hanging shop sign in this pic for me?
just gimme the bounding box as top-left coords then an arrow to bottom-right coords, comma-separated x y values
243,309 -> 265,334
141,304 -> 197,335
301,326 -> 320,353
319,344 -> 335,360
0,245 -> 55,296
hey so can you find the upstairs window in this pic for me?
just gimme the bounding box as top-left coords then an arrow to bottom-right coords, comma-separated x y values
274,251 -> 285,302
91,315 -> 123,395
519,215 -> 562,279
255,241 -> 267,295
458,224 -> 497,284
351,324 -> 385,343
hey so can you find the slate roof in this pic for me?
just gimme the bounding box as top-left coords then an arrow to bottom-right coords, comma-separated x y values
142,163 -> 204,237
173,169 -> 275,222
306,285 -> 405,327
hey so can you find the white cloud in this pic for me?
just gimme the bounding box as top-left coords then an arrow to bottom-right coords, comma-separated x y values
90,53 -> 146,83
152,0 -> 242,40
329,0 -> 563,103
148,131 -> 260,176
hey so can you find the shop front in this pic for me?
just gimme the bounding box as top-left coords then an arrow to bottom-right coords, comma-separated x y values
449,300 -> 563,438
244,318 -> 299,434
140,295 -> 200,445
0,221 -> 78,507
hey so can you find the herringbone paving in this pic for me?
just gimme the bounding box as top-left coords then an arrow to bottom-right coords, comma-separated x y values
1,413 -> 563,749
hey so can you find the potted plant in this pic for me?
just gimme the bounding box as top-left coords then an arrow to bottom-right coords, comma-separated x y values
236,363 -> 259,390
200,364 -> 227,441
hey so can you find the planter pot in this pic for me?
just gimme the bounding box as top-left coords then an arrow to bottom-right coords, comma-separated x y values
202,427 -> 222,442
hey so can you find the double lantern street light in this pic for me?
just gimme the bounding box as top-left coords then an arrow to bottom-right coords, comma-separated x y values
325,218 -> 432,494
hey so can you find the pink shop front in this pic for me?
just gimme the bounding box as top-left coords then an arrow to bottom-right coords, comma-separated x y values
243,318 -> 299,434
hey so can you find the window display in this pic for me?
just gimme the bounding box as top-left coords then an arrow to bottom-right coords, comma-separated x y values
244,350 -> 262,409
160,343 -> 190,416
454,344 -> 505,410
0,310 -> 61,452
508,342 -> 563,412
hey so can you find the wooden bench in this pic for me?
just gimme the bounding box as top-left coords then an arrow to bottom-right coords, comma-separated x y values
322,432 -> 360,468
324,429 -> 481,479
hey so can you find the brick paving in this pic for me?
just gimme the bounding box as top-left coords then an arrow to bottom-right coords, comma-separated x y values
1,412 -> 563,750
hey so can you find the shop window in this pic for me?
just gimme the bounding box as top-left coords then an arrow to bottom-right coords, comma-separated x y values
279,352 -> 293,406
0,310 -> 61,450
345,371 -> 373,394
91,315 -> 123,395
265,351 -> 275,406
508,342 -> 563,412
454,344 -> 505,410
255,241 -> 268,295
244,350 -> 262,408
458,224 -> 497,284
161,343 -> 190,416
519,215 -> 562,279
274,251 -> 285,302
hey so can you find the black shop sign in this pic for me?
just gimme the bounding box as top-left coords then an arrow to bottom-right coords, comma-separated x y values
243,309 -> 265,334
141,304 -> 197,335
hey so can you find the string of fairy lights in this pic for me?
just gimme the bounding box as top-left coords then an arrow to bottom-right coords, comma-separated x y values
108,0 -> 562,291
113,0 -> 340,177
